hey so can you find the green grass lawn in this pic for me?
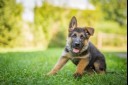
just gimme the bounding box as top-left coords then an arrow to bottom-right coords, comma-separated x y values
0,48 -> 127,85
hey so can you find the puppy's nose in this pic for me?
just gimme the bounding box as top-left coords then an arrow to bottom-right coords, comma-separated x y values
75,42 -> 80,47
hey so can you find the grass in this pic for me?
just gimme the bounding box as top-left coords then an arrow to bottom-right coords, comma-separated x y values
0,48 -> 127,85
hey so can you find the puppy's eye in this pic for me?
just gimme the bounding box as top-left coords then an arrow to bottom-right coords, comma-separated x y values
80,35 -> 84,39
86,32 -> 89,35
72,34 -> 77,38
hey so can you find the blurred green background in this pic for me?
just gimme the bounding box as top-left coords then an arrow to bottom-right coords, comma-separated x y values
0,0 -> 127,52
0,0 -> 127,84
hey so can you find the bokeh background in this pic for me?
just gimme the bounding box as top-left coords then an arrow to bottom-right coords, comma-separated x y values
0,0 -> 127,52
0,0 -> 127,84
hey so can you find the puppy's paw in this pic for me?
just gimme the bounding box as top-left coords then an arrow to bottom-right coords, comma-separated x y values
73,73 -> 82,79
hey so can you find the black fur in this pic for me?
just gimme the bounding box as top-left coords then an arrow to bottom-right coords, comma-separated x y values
47,16 -> 106,77
68,42 -> 106,71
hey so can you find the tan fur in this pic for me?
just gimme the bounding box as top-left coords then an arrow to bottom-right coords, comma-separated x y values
47,57 -> 69,75
84,40 -> 89,46
74,53 -> 90,75
74,57 -> 89,75
47,16 -> 106,78
94,62 -> 105,74
66,37 -> 72,45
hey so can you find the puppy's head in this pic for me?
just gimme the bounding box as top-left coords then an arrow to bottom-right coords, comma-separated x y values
67,16 -> 94,54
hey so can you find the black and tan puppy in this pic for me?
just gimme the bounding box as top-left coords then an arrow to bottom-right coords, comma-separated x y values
47,16 -> 106,78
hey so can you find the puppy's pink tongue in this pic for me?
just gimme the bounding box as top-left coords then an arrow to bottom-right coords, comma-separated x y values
73,48 -> 80,53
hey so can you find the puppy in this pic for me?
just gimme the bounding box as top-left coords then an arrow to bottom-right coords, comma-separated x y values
47,16 -> 106,78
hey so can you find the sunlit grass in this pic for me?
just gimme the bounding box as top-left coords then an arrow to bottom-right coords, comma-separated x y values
0,48 -> 127,85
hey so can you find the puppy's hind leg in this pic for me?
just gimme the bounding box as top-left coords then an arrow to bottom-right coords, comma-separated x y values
94,59 -> 106,74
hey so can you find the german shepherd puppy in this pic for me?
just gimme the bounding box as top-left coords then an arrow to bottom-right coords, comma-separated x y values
47,16 -> 106,78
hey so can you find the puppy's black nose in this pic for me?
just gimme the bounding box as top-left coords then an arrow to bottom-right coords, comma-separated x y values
75,42 -> 80,47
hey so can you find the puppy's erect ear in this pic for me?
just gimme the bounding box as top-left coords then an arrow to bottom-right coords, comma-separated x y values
69,16 -> 77,32
85,27 -> 94,36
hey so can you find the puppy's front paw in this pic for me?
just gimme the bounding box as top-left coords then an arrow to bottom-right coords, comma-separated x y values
73,73 -> 82,78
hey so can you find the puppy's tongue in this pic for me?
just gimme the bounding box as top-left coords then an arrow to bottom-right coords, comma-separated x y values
73,48 -> 80,53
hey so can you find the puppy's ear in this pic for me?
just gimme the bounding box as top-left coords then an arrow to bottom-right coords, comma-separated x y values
69,16 -> 77,32
85,27 -> 94,36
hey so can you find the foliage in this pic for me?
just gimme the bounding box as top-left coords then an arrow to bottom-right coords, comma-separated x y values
0,48 -> 127,85
0,0 -> 23,47
0,1 -> 127,49
34,2 -> 126,48
34,3 -> 103,48
90,0 -> 127,26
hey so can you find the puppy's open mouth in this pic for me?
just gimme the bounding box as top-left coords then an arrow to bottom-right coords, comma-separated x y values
72,48 -> 80,53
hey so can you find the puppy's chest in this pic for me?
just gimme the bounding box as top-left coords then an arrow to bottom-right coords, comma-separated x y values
71,58 -> 80,65
69,52 -> 90,60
